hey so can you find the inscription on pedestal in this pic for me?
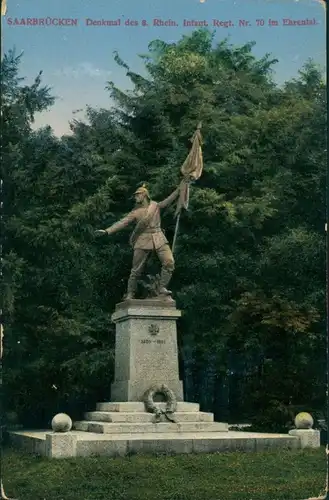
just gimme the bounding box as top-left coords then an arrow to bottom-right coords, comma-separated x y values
140,339 -> 166,344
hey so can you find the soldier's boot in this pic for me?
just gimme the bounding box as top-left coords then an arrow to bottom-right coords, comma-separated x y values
158,268 -> 173,296
124,275 -> 138,300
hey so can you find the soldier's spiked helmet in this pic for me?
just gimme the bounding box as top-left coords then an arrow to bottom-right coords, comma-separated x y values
134,183 -> 150,198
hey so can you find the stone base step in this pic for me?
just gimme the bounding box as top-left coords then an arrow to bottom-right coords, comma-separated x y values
96,402 -> 200,413
75,433 -> 299,456
9,429 -> 301,458
84,411 -> 214,423
73,421 -> 228,434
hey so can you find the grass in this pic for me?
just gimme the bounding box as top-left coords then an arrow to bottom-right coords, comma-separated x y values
2,446 -> 327,500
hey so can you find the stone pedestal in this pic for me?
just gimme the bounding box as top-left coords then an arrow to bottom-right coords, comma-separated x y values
9,298 -> 303,458
45,432 -> 77,458
110,299 -> 184,402
9,297 -> 299,458
288,428 -> 320,448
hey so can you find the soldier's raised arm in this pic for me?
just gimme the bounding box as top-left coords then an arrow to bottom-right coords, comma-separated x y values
95,211 -> 136,236
158,179 -> 189,209
157,186 -> 180,209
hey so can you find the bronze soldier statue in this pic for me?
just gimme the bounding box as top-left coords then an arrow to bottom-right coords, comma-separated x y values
95,180 -> 188,300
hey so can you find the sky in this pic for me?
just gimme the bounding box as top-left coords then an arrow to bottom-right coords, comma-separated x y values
3,0 -> 326,136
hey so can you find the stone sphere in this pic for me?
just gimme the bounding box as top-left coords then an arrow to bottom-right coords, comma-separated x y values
51,413 -> 72,432
294,412 -> 314,429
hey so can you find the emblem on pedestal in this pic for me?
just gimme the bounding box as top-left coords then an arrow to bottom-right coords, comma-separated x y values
149,324 -> 159,336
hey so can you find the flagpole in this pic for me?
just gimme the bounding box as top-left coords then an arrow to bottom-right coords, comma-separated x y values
172,212 -> 181,256
172,179 -> 192,256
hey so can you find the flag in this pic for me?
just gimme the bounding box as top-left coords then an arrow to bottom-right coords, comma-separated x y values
1,0 -> 7,16
175,123 -> 203,216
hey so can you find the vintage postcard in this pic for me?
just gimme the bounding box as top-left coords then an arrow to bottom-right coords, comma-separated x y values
1,0 -> 326,499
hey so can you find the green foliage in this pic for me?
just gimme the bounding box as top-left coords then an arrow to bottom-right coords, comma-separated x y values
3,30 -> 326,429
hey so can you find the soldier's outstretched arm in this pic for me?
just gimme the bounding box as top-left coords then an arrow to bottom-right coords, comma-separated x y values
95,211 -> 136,236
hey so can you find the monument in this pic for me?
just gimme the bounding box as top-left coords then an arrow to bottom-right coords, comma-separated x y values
9,125 -> 302,457
92,125 -> 203,402
71,124 -> 232,442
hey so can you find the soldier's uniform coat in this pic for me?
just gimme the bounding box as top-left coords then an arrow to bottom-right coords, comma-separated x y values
105,188 -> 180,278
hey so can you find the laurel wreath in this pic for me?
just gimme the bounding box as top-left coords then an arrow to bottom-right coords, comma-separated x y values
143,384 -> 177,423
